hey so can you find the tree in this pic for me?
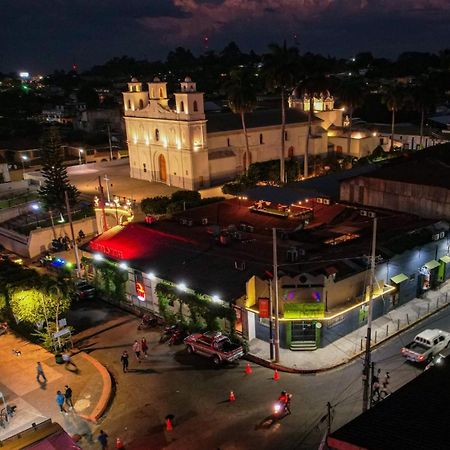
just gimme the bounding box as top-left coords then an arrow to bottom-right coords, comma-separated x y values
338,78 -> 366,155
263,42 -> 300,183
382,84 -> 407,151
299,76 -> 328,177
38,126 -> 79,213
141,196 -> 171,215
226,69 -> 257,173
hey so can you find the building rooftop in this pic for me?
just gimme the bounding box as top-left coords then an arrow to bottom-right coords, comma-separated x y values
328,360 -> 450,450
87,198 -> 436,301
206,108 -> 312,134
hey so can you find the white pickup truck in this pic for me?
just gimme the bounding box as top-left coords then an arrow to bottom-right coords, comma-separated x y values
401,329 -> 450,363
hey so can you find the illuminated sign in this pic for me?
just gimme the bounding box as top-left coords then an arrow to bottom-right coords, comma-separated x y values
135,271 -> 146,301
258,298 -> 270,318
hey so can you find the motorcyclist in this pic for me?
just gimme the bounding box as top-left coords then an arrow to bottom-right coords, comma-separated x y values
278,391 -> 292,415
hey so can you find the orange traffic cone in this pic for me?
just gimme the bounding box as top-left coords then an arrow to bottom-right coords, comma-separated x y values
273,369 -> 280,381
165,417 -> 173,431
115,437 -> 124,449
245,363 -> 252,375
229,390 -> 236,402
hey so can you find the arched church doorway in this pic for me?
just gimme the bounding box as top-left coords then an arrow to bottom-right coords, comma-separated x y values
159,154 -> 167,182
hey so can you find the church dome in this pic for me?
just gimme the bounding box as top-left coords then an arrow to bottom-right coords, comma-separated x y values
131,77 -> 138,82
153,77 -> 161,82
184,76 -> 192,83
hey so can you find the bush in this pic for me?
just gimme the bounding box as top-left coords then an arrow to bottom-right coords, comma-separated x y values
171,190 -> 201,203
141,196 -> 171,215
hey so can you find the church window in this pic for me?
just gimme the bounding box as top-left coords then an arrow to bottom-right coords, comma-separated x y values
227,138 -> 230,147
143,163 -> 147,173
180,101 -> 184,112
259,133 -> 264,144
127,100 -> 131,110
139,99 -> 144,109
288,146 -> 294,158
193,100 -> 198,112
159,88 -> 163,98
284,131 -> 288,141
155,129 -> 160,142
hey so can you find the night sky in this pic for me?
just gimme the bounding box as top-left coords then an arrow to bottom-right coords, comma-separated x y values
1,0 -> 449,73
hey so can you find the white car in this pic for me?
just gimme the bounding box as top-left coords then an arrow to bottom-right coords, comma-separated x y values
401,329 -> 450,363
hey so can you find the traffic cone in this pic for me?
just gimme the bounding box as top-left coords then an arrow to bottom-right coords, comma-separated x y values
245,363 -> 252,375
165,417 -> 173,431
115,437 -> 124,449
229,390 -> 236,402
273,369 -> 280,381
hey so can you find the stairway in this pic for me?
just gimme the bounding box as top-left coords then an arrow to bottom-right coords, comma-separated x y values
290,340 -> 317,351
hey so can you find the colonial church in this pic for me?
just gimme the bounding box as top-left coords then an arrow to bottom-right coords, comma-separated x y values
123,77 -> 378,190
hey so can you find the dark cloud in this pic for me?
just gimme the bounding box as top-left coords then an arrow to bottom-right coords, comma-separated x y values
0,0 -> 449,73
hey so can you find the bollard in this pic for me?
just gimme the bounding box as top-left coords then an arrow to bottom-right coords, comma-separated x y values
397,319 -> 400,330
406,313 -> 410,324
437,298 -> 439,308
427,303 -> 430,314
375,330 -> 378,343
417,311 -> 420,320
360,338 -> 363,351
446,292 -> 448,303
386,325 -> 389,337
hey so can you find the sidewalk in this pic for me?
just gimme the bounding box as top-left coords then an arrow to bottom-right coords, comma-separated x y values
0,332 -> 111,445
248,280 -> 450,373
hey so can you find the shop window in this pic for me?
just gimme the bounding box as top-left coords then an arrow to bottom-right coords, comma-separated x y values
336,145 -> 343,154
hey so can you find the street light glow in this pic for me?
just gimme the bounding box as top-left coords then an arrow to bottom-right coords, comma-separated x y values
93,253 -> 103,261
147,272 -> 156,280
31,203 -> 40,211
177,282 -> 187,291
212,294 -> 220,303
119,262 -> 128,270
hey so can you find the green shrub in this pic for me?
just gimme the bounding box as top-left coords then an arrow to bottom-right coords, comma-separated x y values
171,190 -> 201,203
141,196 -> 171,215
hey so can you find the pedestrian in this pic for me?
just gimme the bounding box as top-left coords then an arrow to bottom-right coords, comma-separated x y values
64,385 -> 73,409
132,339 -> 141,363
97,429 -> 108,450
56,390 -> 67,414
36,362 -> 47,383
120,350 -> 129,373
141,337 -> 148,358
62,351 -> 77,370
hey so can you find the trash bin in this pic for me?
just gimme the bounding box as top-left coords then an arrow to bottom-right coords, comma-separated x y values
55,353 -> 64,364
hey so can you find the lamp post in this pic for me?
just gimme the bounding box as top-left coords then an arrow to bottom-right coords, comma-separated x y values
21,155 -> 28,178
78,148 -> 84,165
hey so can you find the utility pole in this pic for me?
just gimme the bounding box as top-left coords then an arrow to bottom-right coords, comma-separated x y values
104,174 -> 111,203
64,191 -> 81,278
272,228 -> 280,363
362,217 -> 377,412
269,278 -> 274,360
98,176 -> 108,233
107,123 -> 113,161
327,402 -> 332,436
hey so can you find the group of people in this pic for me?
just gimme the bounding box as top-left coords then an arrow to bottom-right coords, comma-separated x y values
372,369 -> 390,402
120,337 -> 149,372
56,385 -> 73,414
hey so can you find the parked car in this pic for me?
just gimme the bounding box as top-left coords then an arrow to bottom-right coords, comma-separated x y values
401,329 -> 450,363
72,280 -> 96,301
184,331 -> 244,365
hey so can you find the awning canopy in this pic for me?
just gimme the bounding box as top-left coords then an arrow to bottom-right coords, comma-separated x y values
440,255 -> 450,264
390,273 -> 409,284
425,260 -> 441,270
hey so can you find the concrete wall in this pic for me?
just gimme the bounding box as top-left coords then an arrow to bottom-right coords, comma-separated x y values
340,176 -> 450,220
328,136 -> 379,158
0,216 -> 97,258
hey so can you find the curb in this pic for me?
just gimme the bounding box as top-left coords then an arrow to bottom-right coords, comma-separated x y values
76,351 -> 112,424
246,300 -> 450,374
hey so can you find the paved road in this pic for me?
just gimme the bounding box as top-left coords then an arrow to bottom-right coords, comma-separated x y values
67,300 -> 450,450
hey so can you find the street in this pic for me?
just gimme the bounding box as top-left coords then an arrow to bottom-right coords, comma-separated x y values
65,300 -> 450,450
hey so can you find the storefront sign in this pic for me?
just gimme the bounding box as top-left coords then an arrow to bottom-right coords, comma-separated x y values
284,303 -> 325,319
258,298 -> 270,318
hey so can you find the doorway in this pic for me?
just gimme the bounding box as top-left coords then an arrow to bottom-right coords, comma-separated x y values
159,154 -> 167,182
291,321 -> 315,341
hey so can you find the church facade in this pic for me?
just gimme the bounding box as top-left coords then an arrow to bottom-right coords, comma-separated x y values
123,77 -> 377,190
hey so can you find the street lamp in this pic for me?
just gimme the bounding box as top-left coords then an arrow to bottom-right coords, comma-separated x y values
78,148 -> 84,165
21,155 -> 28,178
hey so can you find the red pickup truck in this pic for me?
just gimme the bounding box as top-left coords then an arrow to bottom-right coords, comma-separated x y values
184,331 -> 244,365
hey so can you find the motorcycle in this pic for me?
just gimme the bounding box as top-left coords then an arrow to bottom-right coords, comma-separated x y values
137,314 -> 158,330
159,323 -> 186,345
257,393 -> 292,429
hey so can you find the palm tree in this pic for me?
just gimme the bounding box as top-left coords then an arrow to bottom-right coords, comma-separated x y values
338,78 -> 366,155
382,84 -> 406,151
299,76 -> 328,178
226,69 -> 257,173
409,79 -> 437,148
263,42 -> 299,183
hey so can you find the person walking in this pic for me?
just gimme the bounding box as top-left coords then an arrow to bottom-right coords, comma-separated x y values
141,337 -> 148,358
56,390 -> 67,414
64,385 -> 73,409
62,351 -> 78,370
36,362 -> 47,383
132,340 -> 141,363
120,350 -> 129,373
97,429 -> 108,449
